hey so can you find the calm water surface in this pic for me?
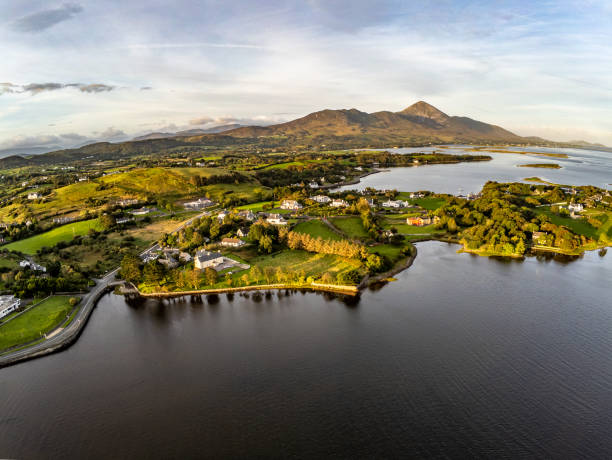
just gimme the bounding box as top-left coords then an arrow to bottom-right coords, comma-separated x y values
338,146 -> 612,194
1,242 -> 612,458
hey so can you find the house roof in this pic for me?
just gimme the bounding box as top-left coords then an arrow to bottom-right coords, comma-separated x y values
196,250 -> 223,262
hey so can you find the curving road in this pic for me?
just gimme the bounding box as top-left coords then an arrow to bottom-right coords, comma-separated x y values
0,211 -> 209,369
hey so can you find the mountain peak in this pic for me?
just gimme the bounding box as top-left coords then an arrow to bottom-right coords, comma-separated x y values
399,101 -> 449,122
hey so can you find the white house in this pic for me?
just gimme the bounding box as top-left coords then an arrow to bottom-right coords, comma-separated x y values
311,195 -> 331,204
410,192 -> 424,199
194,250 -> 224,270
331,199 -> 349,208
266,213 -> 288,225
568,203 -> 584,213
53,216 -> 75,225
221,237 -> 246,248
117,198 -> 139,207
116,217 -> 134,225
308,181 -> 319,189
237,227 -> 249,238
382,200 -> 408,208
19,260 -> 46,272
131,207 -> 153,216
280,199 -> 303,210
27,193 -> 41,200
238,210 -> 256,221
217,211 -> 228,222
184,197 -> 214,210
0,295 -> 21,319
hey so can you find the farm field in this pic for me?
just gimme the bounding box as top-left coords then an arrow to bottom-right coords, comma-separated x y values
0,296 -> 73,352
2,219 -> 103,255
534,207 -> 600,239
249,250 -> 362,279
329,216 -> 369,238
293,219 -> 343,241
368,244 -> 405,264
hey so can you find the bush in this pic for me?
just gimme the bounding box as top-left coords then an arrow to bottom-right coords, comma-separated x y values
69,297 -> 80,307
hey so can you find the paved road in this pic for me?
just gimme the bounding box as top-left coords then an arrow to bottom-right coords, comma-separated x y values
0,211 -> 209,369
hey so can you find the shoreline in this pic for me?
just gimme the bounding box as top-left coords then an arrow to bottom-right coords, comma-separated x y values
131,281 -> 360,298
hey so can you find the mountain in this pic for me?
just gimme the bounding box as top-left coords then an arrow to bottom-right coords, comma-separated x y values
217,101 -> 524,144
1,101 -> 582,169
0,145 -> 63,159
133,124 -> 244,141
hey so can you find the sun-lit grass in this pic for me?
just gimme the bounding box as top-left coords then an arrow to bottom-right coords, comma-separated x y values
0,296 -> 73,352
293,219 -> 343,241
2,219 -> 102,254
329,216 -> 369,239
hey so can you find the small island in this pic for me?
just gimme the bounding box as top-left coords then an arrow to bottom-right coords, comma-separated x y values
518,163 -> 562,169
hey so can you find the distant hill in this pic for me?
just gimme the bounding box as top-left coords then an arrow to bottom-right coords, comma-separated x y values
3,101 -> 605,169
218,101 -> 524,144
133,124 -> 244,141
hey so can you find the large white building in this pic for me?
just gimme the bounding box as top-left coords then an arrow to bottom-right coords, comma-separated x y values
0,295 -> 21,319
311,195 -> 331,203
280,199 -> 303,210
382,200 -> 408,208
184,197 -> 214,210
330,199 -> 349,208
266,213 -> 288,225
194,250 -> 224,270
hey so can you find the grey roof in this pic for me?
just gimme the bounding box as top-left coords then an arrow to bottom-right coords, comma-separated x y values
196,250 -> 223,263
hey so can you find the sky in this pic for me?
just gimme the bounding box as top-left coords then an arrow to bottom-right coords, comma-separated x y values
1,0 -> 611,153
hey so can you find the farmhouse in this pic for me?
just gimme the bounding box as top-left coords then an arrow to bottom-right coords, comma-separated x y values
0,295 -> 20,319
238,210 -> 256,221
53,216 -> 76,225
330,199 -> 349,208
308,181 -> 319,189
406,216 -> 433,226
19,260 -> 46,272
131,207 -> 153,216
194,250 -> 224,270
117,198 -> 140,207
280,199 -> 303,210
382,200 -> 408,208
184,197 -> 214,210
27,193 -> 41,200
237,227 -> 249,238
311,195 -> 331,203
266,213 -> 287,225
221,237 -> 245,248
568,203 -> 584,213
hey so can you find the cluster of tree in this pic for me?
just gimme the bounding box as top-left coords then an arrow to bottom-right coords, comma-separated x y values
435,181 -> 594,255
355,151 -> 490,167
189,172 -> 249,187
285,231 -> 368,259
0,221 -> 40,243
255,161 -> 350,187
0,269 -> 88,298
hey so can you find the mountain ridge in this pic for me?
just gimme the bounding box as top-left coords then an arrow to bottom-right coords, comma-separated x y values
2,101 -> 603,168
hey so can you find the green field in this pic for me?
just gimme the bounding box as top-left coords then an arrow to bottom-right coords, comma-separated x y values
397,195 -> 446,210
293,219 -> 343,241
329,216 -> 369,238
381,218 -> 442,235
0,255 -> 19,268
368,244 -> 405,263
0,296 -> 73,352
2,219 -> 102,254
235,200 -> 276,211
534,208 -> 599,239
250,250 -> 362,279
